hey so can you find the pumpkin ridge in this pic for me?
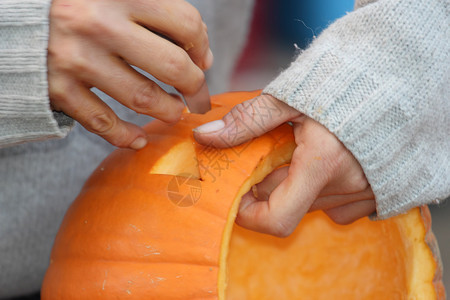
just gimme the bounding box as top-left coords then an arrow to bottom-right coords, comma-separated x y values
53,257 -> 220,268
78,180 -> 228,219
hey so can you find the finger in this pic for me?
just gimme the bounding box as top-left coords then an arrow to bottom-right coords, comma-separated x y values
114,22 -> 206,97
130,0 -> 213,70
324,200 -> 376,225
49,77 -> 147,149
247,167 -> 374,214
248,166 -> 289,202
193,94 -> 301,147
236,126 -> 329,237
243,164 -> 373,213
76,54 -> 185,123
309,187 -> 375,211
236,166 -> 289,232
182,80 -> 211,114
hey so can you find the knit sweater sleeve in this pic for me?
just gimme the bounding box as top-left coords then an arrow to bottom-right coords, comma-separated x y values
0,0 -> 73,148
264,0 -> 450,219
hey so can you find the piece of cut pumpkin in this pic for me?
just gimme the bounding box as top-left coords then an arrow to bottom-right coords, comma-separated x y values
42,91 -> 444,299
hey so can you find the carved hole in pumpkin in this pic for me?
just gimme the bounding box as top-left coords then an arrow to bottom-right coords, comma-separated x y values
149,140 -> 201,180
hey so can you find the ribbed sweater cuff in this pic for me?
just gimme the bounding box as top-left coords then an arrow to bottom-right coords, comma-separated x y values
0,0 -> 73,148
264,0 -> 450,218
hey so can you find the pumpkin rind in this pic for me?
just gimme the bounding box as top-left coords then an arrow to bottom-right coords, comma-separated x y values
42,91 -> 444,299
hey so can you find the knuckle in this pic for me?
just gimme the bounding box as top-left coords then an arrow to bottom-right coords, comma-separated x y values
51,0 -> 115,38
348,173 -> 370,191
131,84 -> 159,111
49,1 -> 74,29
83,15 -> 117,39
48,79 -> 70,104
49,44 -> 91,75
165,53 -> 190,83
48,77 -> 79,111
165,54 -> 204,94
68,54 -> 91,74
50,3 -> 86,34
228,101 -> 259,134
88,111 -> 116,134
271,219 -> 296,238
231,102 -> 251,122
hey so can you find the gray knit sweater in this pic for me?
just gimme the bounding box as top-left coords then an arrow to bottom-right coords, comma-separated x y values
264,0 -> 450,219
0,0 -> 449,297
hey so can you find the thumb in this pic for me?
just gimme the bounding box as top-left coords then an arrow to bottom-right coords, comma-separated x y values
193,94 -> 300,148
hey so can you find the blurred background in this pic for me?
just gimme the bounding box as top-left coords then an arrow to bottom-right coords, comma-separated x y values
231,0 -> 449,292
8,1 -> 448,299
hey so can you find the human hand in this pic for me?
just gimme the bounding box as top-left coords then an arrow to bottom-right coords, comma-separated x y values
48,0 -> 213,149
193,94 -> 376,237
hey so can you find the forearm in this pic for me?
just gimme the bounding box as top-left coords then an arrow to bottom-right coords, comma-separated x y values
0,0 -> 72,148
264,0 -> 450,218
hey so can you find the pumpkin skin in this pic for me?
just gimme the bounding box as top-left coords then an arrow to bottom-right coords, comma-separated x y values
41,91 -> 444,299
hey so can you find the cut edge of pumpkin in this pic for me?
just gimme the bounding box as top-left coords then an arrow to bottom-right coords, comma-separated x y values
215,148 -> 443,299
394,206 -> 445,299
149,140 -> 200,179
217,140 -> 295,299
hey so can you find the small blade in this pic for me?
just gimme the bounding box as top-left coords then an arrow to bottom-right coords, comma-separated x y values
183,81 -> 211,114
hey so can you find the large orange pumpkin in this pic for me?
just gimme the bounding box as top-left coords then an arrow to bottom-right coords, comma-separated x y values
42,91 -> 444,299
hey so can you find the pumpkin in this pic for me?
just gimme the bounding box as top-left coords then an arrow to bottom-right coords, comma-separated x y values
42,90 -> 444,299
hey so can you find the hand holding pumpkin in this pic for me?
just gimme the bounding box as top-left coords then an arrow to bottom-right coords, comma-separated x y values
48,0 -> 212,149
194,94 -> 376,237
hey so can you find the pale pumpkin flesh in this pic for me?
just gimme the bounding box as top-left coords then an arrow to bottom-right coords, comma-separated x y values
226,207 -> 444,299
42,91 -> 444,299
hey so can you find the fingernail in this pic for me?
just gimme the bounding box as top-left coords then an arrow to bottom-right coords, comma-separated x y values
193,119 -> 224,133
203,48 -> 214,70
130,137 -> 147,150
